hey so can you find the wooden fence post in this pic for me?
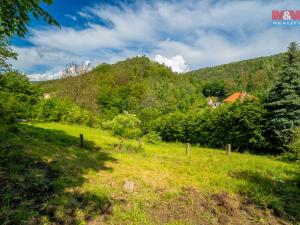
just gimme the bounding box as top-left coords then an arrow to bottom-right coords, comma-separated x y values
138,138 -> 143,148
226,144 -> 231,155
80,134 -> 84,147
186,143 -> 191,157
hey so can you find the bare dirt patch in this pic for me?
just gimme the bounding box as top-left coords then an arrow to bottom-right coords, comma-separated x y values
150,187 -> 291,225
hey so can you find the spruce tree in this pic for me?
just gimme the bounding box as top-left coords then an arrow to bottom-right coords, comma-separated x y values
264,42 -> 300,151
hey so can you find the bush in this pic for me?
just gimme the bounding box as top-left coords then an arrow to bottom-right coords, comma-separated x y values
103,112 -> 142,139
154,99 -> 267,152
154,111 -> 186,142
142,131 -> 161,144
203,99 -> 267,151
34,98 -> 99,126
0,71 -> 40,120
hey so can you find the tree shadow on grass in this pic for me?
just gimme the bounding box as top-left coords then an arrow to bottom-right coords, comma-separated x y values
233,169 -> 300,223
0,123 -> 117,225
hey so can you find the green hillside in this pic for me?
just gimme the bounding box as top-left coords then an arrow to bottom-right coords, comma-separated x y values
40,56 -> 205,119
40,53 -> 288,111
187,53 -> 286,96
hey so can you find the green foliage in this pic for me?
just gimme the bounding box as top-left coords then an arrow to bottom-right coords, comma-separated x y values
0,71 -> 40,120
0,0 -> 59,38
155,111 -> 186,142
0,0 -> 58,72
204,99 -> 267,151
0,38 -> 17,72
103,112 -> 142,139
34,98 -> 98,126
34,98 -> 71,122
142,131 -> 162,144
188,53 -> 286,96
37,46 -> 299,155
156,100 -> 267,152
264,42 -> 300,151
40,57 -> 205,121
280,128 -> 300,162
96,56 -> 203,119
202,80 -> 225,98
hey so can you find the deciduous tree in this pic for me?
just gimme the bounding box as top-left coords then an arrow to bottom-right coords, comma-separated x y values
0,0 -> 59,71
0,0 -> 59,38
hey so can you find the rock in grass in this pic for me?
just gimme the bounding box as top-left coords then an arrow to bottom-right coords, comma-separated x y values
102,202 -> 114,215
122,180 -> 136,193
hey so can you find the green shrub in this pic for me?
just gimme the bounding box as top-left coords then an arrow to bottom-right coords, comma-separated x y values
0,71 -> 40,120
204,99 -> 267,151
103,112 -> 142,139
34,98 -> 99,126
154,111 -> 186,142
142,131 -> 161,144
155,99 -> 267,152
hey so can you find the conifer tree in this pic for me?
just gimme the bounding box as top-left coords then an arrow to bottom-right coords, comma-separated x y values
264,42 -> 300,151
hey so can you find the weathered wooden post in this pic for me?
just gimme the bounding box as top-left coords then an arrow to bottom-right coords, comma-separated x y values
80,134 -> 84,147
186,143 -> 191,157
138,138 -> 143,148
226,144 -> 231,155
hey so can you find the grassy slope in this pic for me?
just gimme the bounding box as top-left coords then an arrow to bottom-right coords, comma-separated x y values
1,122 -> 299,224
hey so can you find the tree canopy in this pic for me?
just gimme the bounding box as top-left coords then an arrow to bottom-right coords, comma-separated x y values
0,39 -> 17,72
264,42 -> 300,150
0,0 -> 59,38
0,0 -> 59,71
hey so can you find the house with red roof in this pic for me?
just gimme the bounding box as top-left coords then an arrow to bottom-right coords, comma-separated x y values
223,92 -> 254,103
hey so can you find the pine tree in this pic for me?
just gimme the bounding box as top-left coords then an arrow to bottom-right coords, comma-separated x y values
264,42 -> 300,151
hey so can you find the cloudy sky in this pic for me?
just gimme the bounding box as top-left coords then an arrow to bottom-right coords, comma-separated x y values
11,0 -> 300,80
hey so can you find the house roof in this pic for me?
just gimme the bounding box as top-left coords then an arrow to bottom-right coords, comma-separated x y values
223,92 -> 254,103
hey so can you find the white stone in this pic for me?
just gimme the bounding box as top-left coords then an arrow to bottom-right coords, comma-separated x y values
122,180 -> 135,193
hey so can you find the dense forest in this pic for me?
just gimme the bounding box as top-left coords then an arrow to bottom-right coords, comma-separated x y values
187,53 -> 286,96
39,57 -> 205,116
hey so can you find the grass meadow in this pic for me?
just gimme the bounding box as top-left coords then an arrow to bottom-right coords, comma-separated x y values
0,122 -> 299,224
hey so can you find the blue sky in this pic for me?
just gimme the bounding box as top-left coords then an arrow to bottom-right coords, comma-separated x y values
11,0 -> 300,80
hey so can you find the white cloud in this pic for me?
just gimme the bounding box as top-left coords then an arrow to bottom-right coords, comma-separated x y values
65,14 -> 77,21
29,71 -> 63,81
154,55 -> 188,73
10,0 -> 300,79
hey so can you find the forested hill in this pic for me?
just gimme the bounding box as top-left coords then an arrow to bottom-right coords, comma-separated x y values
186,52 -> 286,96
39,56 -> 204,118
39,52 -> 289,118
